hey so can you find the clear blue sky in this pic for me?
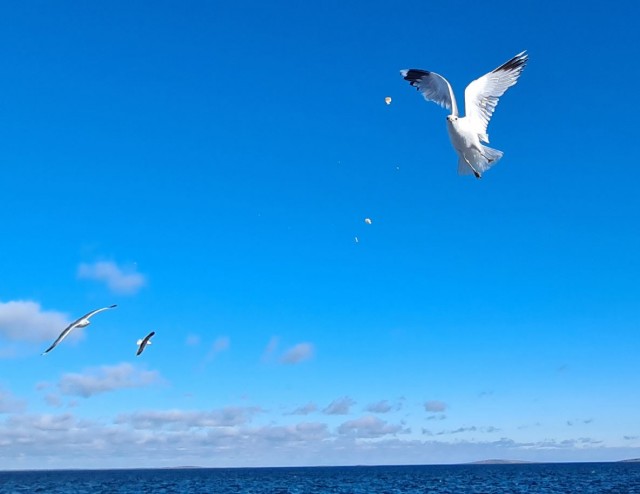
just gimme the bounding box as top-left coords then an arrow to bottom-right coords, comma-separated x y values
1,0 -> 639,469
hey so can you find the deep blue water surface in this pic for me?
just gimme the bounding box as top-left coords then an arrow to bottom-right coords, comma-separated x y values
1,463 -> 639,493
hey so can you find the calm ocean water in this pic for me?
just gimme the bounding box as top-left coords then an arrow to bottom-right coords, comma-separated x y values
1,463 -> 639,493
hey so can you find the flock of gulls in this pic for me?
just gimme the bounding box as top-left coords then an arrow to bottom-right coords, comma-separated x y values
39,52 -> 528,357
41,305 -> 154,357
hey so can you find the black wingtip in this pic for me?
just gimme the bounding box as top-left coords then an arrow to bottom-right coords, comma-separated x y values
493,51 -> 528,74
401,69 -> 431,89
109,304 -> 117,308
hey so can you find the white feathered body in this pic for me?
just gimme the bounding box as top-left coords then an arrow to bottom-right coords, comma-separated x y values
446,117 -> 503,176
401,51 -> 527,178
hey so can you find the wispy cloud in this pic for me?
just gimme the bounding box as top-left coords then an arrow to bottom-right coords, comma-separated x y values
567,418 -> 594,427
0,300 -> 69,343
0,388 -> 26,414
251,422 -> 329,443
201,336 -> 230,367
212,336 -> 230,353
424,400 -> 447,413
426,414 -> 446,421
185,334 -> 201,346
116,406 -> 261,430
280,342 -> 314,364
365,400 -> 401,414
44,393 -> 63,408
77,261 -> 146,295
287,402 -> 318,416
261,336 -> 279,363
57,363 -> 160,398
323,396 -> 355,415
436,425 -> 500,435
517,422 -> 542,430
337,415 -> 409,438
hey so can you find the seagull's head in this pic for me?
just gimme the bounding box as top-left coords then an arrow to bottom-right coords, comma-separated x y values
446,115 -> 458,122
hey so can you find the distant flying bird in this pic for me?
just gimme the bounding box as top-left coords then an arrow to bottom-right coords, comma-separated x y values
401,51 -> 527,178
136,331 -> 155,356
364,218 -> 372,225
42,305 -> 117,355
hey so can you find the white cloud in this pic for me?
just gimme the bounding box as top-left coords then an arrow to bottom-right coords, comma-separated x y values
0,410 -> 638,469
323,396 -> 355,415
424,400 -> 447,413
57,363 -> 160,398
0,300 -> 69,343
337,416 -> 408,438
77,261 -> 146,295
280,342 -> 314,364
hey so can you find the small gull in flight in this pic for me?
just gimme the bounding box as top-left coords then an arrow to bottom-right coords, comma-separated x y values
42,305 -> 117,355
136,331 -> 155,356
401,51 -> 528,178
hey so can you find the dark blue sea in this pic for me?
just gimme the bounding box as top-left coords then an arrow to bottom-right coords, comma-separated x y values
1,463 -> 639,493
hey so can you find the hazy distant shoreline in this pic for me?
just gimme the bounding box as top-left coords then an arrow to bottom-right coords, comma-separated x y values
3,459 -> 640,472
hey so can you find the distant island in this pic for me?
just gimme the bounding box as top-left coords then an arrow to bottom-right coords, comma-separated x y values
469,458 -> 640,465
468,459 -> 534,465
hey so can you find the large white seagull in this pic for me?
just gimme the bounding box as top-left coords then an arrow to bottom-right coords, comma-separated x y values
401,51 -> 528,178
42,305 -> 117,355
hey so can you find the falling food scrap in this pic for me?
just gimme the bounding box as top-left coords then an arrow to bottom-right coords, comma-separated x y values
364,218 -> 372,225
354,236 -> 359,243
385,96 -> 392,105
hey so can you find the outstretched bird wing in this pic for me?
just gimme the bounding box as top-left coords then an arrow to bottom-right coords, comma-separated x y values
41,305 -> 117,355
400,69 -> 458,116
80,304 -> 117,322
463,51 -> 528,142
42,321 -> 76,355
137,331 -> 155,356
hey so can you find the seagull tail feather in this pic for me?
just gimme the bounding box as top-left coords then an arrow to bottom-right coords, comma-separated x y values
457,146 -> 504,177
478,145 -> 504,172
